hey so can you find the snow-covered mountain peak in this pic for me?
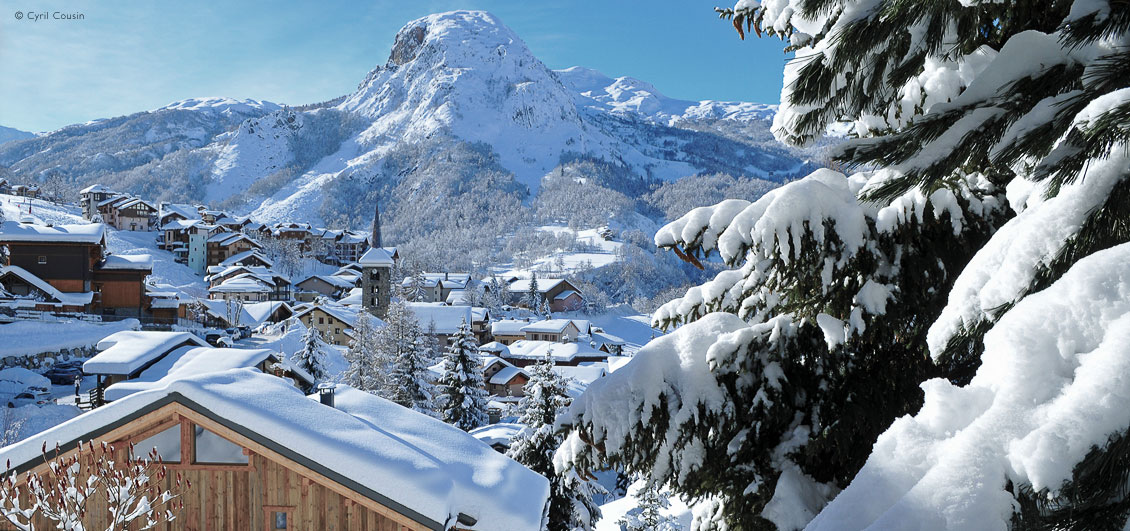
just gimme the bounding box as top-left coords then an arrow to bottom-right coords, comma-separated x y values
555,65 -> 776,126
336,10 -> 590,186
157,97 -> 282,115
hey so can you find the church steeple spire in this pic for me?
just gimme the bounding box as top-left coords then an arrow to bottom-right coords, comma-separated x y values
371,201 -> 382,248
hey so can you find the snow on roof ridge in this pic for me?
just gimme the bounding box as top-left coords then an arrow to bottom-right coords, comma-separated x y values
0,221 -> 106,244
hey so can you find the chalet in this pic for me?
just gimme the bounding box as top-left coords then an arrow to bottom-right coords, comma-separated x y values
502,340 -> 610,367
197,299 -> 293,329
199,210 -> 231,224
0,369 -> 549,531
294,275 -> 356,302
206,265 -> 290,301
156,203 -> 199,228
490,319 -> 530,345
520,319 -> 581,342
406,303 -> 472,348
470,307 -> 491,344
145,288 -> 183,326
95,254 -> 154,317
294,304 -> 365,346
208,275 -> 273,302
0,178 -> 8,194
402,273 -> 472,303
10,184 -> 39,198
400,275 -> 443,302
508,277 -> 584,312
481,356 -> 528,399
329,230 -> 369,265
161,220 -> 211,274
0,221 -> 106,293
591,330 -> 627,355
96,195 -> 129,227
110,198 -> 157,231
206,232 -> 261,267
0,265 -> 94,313
79,185 -> 117,220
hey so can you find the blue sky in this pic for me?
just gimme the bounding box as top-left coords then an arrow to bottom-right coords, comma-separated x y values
0,0 -> 791,132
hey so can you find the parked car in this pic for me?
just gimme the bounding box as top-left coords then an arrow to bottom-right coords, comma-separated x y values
0,368 -> 52,408
6,389 -> 50,408
44,366 -> 83,385
205,332 -> 231,347
236,325 -> 252,339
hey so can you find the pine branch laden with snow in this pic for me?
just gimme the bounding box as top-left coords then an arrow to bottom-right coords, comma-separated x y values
0,441 -> 187,531
436,320 -> 488,431
508,357 -> 601,530
642,0 -> 1130,528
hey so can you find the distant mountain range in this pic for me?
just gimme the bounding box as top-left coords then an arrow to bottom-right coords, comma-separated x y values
0,10 -> 824,229
0,126 -> 34,146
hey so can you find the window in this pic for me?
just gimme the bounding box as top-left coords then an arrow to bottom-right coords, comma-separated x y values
318,317 -> 324,324
264,506 -> 293,531
274,512 -> 288,529
334,328 -> 341,335
132,424 -> 181,463
194,425 -> 247,464
37,256 -> 46,264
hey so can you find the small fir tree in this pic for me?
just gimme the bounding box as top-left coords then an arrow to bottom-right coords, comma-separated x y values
293,325 -> 330,383
343,312 -> 382,392
616,483 -> 679,531
437,319 -> 488,431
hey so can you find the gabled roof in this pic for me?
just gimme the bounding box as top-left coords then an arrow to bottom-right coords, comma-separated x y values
504,340 -> 609,362
84,331 -> 208,375
0,221 -> 105,244
160,219 -> 201,231
0,266 -> 94,306
297,275 -> 355,290
198,300 -> 292,328
293,304 -> 366,329
116,198 -> 156,212
218,250 -> 273,268
488,365 -> 528,386
358,247 -> 394,267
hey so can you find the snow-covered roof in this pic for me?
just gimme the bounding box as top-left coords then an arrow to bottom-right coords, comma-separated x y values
479,341 -> 510,355
199,300 -> 291,328
0,369 -> 549,530
358,247 -> 394,267
489,365 -> 527,385
520,319 -> 576,334
508,277 -> 566,294
445,289 -> 470,305
84,331 -> 208,375
0,266 -> 94,306
294,304 -> 364,329
491,319 -> 530,336
469,422 -> 524,449
98,254 -> 153,271
104,346 -> 280,401
218,250 -> 273,268
407,303 -> 472,335
209,276 -> 272,294
592,330 -> 625,347
297,274 -> 355,290
79,184 -> 114,195
554,289 -> 580,301
504,340 -> 609,362
116,198 -> 156,212
0,221 -> 106,244
160,219 -> 201,231
338,287 -> 363,306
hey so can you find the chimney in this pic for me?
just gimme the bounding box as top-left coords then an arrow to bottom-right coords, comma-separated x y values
317,383 -> 335,408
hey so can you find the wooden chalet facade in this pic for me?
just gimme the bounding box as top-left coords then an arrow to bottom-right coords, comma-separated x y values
0,371 -> 548,531
207,233 -> 261,267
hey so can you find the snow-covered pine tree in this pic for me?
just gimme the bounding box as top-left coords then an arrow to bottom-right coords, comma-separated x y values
410,268 -> 428,302
343,312 -> 382,392
293,325 -> 330,383
437,319 -> 488,431
560,1 -> 1130,529
389,317 -> 436,415
508,356 -> 601,530
616,483 -> 679,531
524,272 -> 541,310
372,300 -> 422,399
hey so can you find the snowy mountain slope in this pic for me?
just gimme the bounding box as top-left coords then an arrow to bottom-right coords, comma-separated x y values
0,126 -> 35,146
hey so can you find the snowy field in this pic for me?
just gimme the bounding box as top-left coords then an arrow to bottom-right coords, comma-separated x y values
498,225 -> 623,278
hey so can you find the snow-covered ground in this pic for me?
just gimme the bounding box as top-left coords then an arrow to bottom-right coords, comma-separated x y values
596,480 -> 693,530
497,225 -> 623,279
105,230 -> 207,298
0,320 -> 137,360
